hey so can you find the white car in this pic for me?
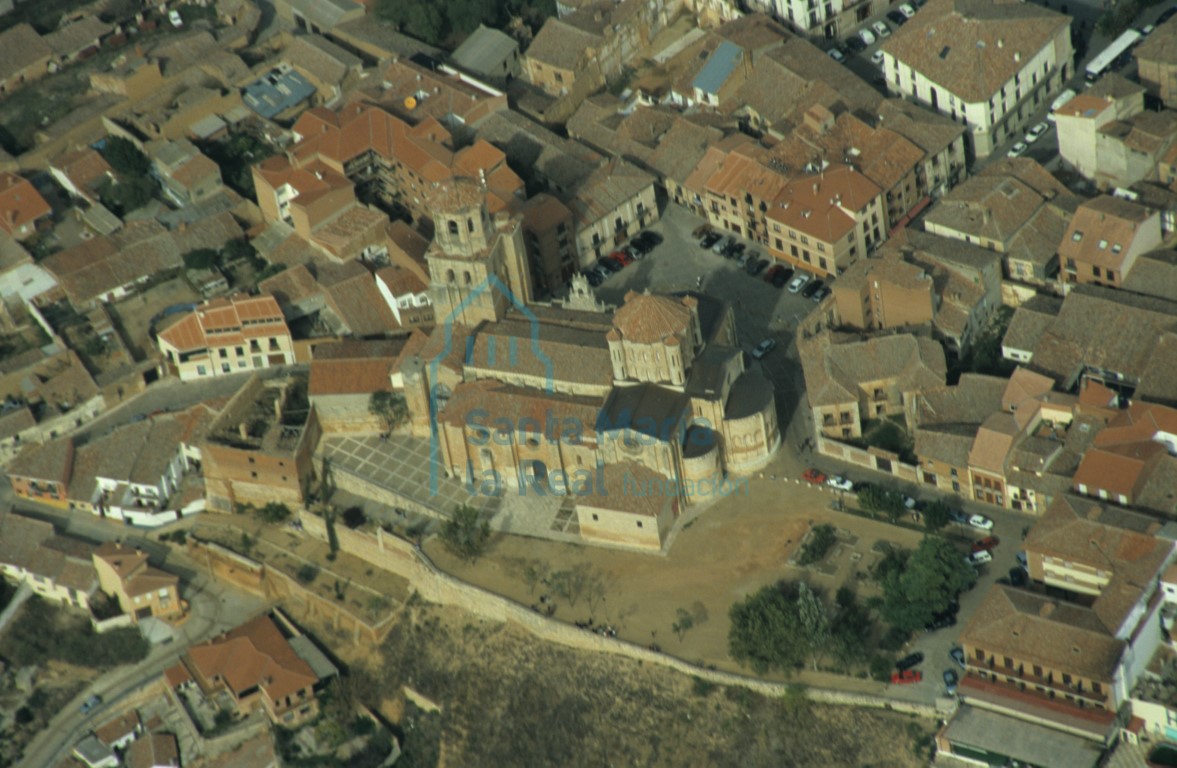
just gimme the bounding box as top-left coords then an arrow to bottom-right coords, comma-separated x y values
967,550 -> 993,566
1048,88 -> 1078,121
903,495 -> 917,510
751,339 -> 776,360
828,48 -> 846,63
969,514 -> 994,531
872,20 -> 891,38
1140,24 -> 1156,36
899,2 -> 917,17
168,9 -> 183,27
787,274 -> 810,293
827,475 -> 854,491
871,50 -> 885,66
1024,122 -> 1050,143
859,28 -> 877,46
1006,142 -> 1028,158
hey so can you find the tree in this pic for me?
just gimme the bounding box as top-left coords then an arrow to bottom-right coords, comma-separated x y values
296,564 -> 319,583
257,502 -> 292,524
221,237 -> 257,264
439,504 -> 490,562
728,582 -> 805,674
672,608 -> 694,642
880,535 -> 976,632
922,500 -> 954,533
369,390 -> 409,432
342,506 -> 367,529
550,563 -> 597,609
796,582 -> 831,670
97,176 -> 155,216
857,485 -> 906,522
521,560 -> 549,595
183,248 -> 220,271
100,136 -> 150,177
797,523 -> 837,566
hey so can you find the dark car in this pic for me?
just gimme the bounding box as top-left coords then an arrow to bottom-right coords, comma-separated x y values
747,258 -> 770,276
629,237 -> 654,255
801,279 -> 824,298
701,232 -> 722,249
811,286 -> 831,302
895,652 -> 924,672
845,36 -> 867,53
726,241 -> 746,258
949,647 -> 966,670
764,265 -> 785,283
772,267 -> 793,288
597,257 -> 623,274
585,270 -> 604,287
641,231 -> 663,247
1008,566 -> 1028,587
925,610 -> 957,632
943,669 -> 959,694
886,10 -> 907,25
80,695 -> 102,714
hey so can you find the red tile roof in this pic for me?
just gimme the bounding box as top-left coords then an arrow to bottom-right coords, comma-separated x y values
183,614 -> 317,702
157,294 -> 289,353
0,172 -> 51,235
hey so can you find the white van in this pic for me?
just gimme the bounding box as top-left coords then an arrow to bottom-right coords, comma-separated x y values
1048,89 -> 1078,121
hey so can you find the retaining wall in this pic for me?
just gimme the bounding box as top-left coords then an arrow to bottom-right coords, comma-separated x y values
297,513 -> 938,719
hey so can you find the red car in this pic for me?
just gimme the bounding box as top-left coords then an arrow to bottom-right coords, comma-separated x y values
802,468 -> 827,485
891,669 -> 922,685
609,250 -> 634,267
971,536 -> 1000,553
764,265 -> 784,283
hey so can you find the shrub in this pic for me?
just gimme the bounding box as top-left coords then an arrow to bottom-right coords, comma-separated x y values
878,626 -> 910,652
869,655 -> 894,682
296,564 -> 319,583
797,524 -> 837,566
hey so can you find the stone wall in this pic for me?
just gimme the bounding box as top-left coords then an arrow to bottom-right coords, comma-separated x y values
816,435 -> 921,484
297,512 -> 938,719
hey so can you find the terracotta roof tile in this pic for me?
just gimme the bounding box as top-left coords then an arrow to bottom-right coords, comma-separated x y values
185,614 -> 319,703
612,291 -> 694,345
0,172 -> 51,236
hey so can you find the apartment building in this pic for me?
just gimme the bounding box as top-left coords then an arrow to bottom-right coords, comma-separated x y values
1055,88 -> 1177,191
566,158 -> 658,264
0,511 -> 98,610
1072,401 -> 1177,507
1058,195 -> 1163,289
748,0 -> 889,39
156,295 -> 293,383
765,165 -> 885,277
881,0 -> 1073,158
1135,16 -> 1177,109
959,496 -> 1176,736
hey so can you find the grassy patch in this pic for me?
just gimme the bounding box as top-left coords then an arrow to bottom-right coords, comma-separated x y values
861,419 -> 916,464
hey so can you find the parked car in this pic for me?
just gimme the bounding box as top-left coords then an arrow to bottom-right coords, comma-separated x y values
712,237 -> 730,254
692,224 -> 712,238
1049,88 -> 1077,120
609,250 -> 634,267
967,549 -> 993,566
949,647 -> 966,670
872,20 -> 891,37
1024,122 -> 1050,143
846,36 -> 867,53
764,265 -> 785,284
168,9 -> 183,27
787,274 -> 810,293
641,231 -> 663,247
925,611 -> 957,632
751,338 -> 777,360
891,669 -> 922,685
772,267 -> 793,288
948,509 -> 970,525
629,237 -> 654,256
801,279 -> 824,298
943,670 -> 959,695
584,270 -> 604,287
969,514 -> 994,531
858,28 -> 877,46
871,50 -> 885,66
899,2 -> 917,16
1008,566 -> 1028,587
81,695 -> 102,714
811,286 -> 831,302
1006,141 -> 1028,158
895,652 -> 924,672
802,468 -> 827,485
701,232 -> 722,249
827,475 -> 853,491
597,257 -> 623,273
736,250 -> 753,267
747,258 -> 770,276
828,47 -> 846,62
971,536 -> 1000,553
1016,550 -> 1028,567
886,10 -> 907,26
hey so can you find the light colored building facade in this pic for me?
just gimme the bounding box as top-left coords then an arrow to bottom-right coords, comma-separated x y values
92,541 -> 184,623
1059,195 -> 1163,289
156,295 -> 295,382
881,0 -> 1073,158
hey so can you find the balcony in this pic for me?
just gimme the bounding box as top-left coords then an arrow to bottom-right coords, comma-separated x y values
967,661 -> 1107,708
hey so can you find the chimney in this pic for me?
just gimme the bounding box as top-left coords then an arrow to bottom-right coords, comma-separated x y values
274,394 -> 282,421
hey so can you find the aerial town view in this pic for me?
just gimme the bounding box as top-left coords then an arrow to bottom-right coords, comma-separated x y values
3,0 -> 1177,765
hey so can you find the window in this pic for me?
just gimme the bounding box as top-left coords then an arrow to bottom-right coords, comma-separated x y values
1072,231 -> 1083,241
1097,239 -> 1108,250
592,513 -> 599,521
1093,266 -> 1101,277
221,363 -> 230,373
447,220 -> 459,235
219,348 -> 228,358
